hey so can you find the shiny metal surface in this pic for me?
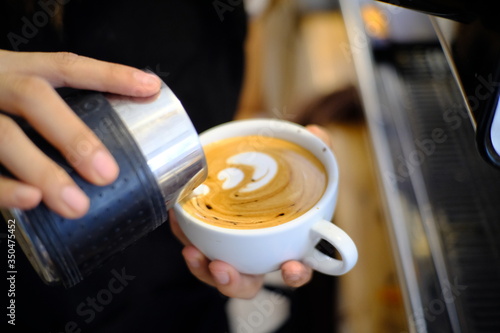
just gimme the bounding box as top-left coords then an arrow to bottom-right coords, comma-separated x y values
341,1 -> 500,332
339,2 -> 431,332
430,14 -> 500,167
490,101 -> 500,155
1,208 -> 60,284
107,82 -> 207,210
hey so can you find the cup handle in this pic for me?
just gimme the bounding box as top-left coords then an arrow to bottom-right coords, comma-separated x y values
303,220 -> 358,276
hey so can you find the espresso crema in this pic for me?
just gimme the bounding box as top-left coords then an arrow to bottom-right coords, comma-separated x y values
181,135 -> 327,229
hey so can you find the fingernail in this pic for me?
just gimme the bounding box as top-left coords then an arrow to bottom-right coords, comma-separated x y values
284,273 -> 301,284
133,71 -> 161,88
61,186 -> 89,214
13,185 -> 41,207
187,256 -> 201,269
306,124 -> 321,132
213,270 -> 230,285
92,150 -> 119,183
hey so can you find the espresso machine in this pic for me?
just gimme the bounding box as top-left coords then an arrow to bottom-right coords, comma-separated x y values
377,0 -> 500,169
339,0 -> 500,332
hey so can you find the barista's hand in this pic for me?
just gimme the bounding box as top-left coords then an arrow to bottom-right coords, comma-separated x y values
171,124 -> 333,299
0,50 -> 161,218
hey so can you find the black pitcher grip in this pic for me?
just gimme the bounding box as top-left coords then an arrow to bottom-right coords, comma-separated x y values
9,90 -> 168,287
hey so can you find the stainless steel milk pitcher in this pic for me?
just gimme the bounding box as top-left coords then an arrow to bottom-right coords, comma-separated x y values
0,80 -> 207,287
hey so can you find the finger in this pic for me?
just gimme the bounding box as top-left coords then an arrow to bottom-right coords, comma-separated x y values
0,114 -> 89,218
208,261 -> 264,299
306,124 -> 334,150
281,261 -> 313,288
169,210 -> 192,246
182,246 -> 215,287
0,176 -> 42,210
0,50 -> 161,97
182,246 -> 265,299
0,73 -> 119,186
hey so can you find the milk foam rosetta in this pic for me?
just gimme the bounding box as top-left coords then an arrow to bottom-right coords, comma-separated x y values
181,135 -> 328,229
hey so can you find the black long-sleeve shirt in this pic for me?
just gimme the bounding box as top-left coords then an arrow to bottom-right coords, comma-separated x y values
0,1 -> 247,332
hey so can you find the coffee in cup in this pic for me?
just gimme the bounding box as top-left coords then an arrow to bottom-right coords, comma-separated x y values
181,135 -> 327,229
174,119 -> 357,276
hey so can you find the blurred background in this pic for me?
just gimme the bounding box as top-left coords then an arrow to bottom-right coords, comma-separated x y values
232,0 -> 500,332
233,1 -> 405,332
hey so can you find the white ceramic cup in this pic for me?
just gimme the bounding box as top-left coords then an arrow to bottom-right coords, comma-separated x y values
173,119 -> 358,276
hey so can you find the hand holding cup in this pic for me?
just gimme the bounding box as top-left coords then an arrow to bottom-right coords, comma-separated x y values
172,119 -> 358,297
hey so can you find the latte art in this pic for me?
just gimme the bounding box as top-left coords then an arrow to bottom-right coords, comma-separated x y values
220,152 -> 277,192
181,135 -> 327,229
